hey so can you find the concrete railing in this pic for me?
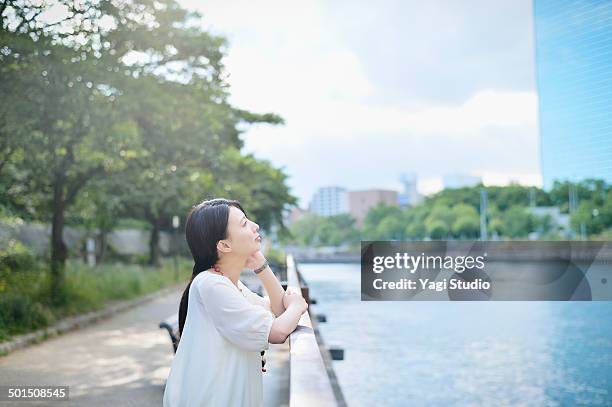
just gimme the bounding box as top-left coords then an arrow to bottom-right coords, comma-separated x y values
286,254 -> 339,407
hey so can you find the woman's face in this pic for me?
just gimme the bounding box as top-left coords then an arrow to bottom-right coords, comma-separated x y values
224,206 -> 261,257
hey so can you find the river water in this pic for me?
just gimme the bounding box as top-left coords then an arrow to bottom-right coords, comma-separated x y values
298,262 -> 612,406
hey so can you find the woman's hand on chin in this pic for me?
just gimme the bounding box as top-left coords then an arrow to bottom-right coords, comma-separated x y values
245,251 -> 266,270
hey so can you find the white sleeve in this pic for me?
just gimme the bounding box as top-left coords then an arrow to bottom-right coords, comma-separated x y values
238,280 -> 272,312
198,278 -> 275,352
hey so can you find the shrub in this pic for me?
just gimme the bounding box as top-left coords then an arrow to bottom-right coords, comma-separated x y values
0,238 -> 37,273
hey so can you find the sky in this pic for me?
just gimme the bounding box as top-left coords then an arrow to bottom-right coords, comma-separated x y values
179,0 -> 541,208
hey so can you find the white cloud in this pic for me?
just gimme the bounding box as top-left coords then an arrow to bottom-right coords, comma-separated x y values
277,89 -> 538,138
178,0 -> 540,207
481,171 -> 542,188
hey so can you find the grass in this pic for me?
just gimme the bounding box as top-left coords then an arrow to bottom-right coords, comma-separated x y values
0,257 -> 191,344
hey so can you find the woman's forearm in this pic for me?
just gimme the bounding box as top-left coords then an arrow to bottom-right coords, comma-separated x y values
257,265 -> 286,317
268,303 -> 304,344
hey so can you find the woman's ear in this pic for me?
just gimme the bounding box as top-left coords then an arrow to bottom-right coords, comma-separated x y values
216,240 -> 232,253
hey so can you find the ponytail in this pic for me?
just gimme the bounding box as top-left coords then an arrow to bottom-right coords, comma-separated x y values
179,261 -> 211,336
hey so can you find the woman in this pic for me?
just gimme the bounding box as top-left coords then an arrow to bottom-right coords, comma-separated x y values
163,198 -> 308,407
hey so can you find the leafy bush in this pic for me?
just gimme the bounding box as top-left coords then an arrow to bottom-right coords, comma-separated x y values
0,260 -> 52,341
0,238 -> 37,273
0,257 -> 190,343
0,295 -> 54,341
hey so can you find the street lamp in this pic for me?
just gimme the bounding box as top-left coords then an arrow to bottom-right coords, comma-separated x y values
480,188 -> 488,241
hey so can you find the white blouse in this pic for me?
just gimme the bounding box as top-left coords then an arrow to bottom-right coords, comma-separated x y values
163,271 -> 276,407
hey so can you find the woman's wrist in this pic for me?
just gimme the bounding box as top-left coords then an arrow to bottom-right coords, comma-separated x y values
253,259 -> 269,274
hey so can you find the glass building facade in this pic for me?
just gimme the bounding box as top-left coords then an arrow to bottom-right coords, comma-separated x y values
534,0 -> 612,189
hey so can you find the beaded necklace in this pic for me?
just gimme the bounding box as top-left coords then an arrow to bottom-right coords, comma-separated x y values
210,263 -> 243,294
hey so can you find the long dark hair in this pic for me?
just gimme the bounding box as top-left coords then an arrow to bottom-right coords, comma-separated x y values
178,198 -> 246,336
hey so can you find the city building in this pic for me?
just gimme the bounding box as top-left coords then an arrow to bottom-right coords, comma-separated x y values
442,174 -> 482,189
308,186 -> 349,217
398,172 -> 423,207
534,0 -> 612,189
348,189 -> 399,225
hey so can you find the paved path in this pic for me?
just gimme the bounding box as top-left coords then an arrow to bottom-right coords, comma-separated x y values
0,283 -> 289,406
0,286 -> 182,406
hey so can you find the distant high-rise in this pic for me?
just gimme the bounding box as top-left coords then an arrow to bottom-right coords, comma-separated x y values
308,186 -> 349,217
398,172 -> 423,207
534,0 -> 612,189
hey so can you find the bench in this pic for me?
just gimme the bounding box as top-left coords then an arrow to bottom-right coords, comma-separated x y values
159,314 -> 266,369
159,314 -> 180,353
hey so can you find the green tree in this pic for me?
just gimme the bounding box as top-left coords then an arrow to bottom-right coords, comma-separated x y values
374,216 -> 406,240
321,214 -> 360,245
424,204 -> 453,239
1,31 -> 136,301
89,1 -> 288,265
283,213 -> 359,247
286,213 -> 322,246
1,0 -> 293,294
404,205 -> 428,240
501,205 -> 534,238
571,199 -> 608,236
362,203 -> 403,240
450,203 -> 480,238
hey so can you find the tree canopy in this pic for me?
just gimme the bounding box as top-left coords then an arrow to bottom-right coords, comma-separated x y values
1,0 -> 296,301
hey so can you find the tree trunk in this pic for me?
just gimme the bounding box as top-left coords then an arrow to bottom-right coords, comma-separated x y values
50,188 -> 68,304
97,230 -> 107,263
149,218 -> 161,267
